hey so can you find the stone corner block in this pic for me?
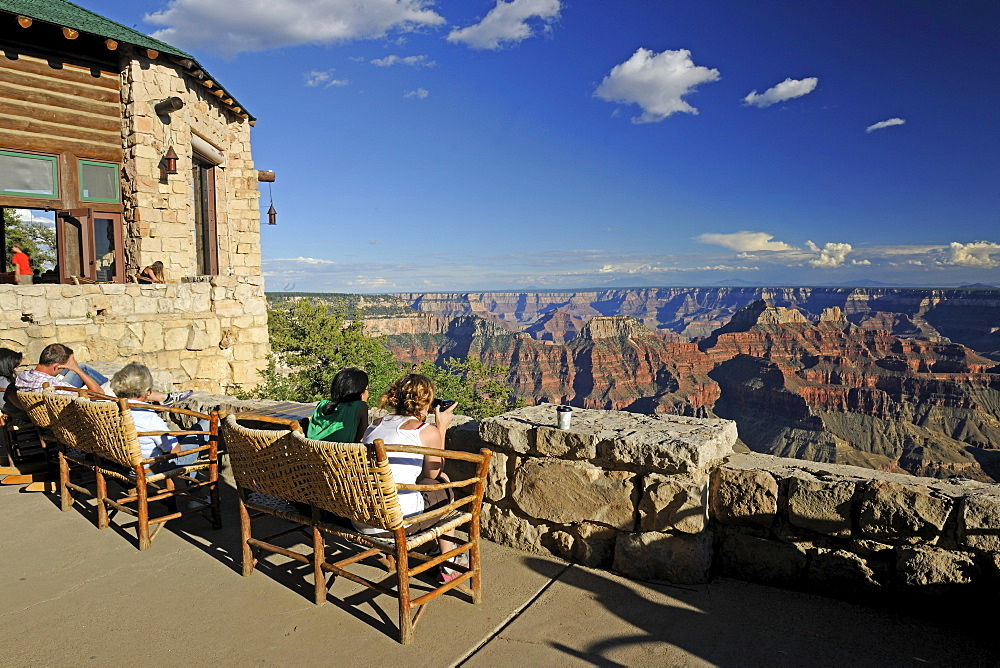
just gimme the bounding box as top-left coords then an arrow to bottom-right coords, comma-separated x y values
958,493 -> 1000,552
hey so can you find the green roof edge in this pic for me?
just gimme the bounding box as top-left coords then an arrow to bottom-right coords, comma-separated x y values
0,0 -> 255,121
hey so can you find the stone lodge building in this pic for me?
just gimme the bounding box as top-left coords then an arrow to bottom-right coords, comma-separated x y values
0,0 -> 269,392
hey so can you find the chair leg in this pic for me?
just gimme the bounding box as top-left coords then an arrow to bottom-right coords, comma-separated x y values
58,450 -> 72,511
470,516 -> 483,605
209,475 -> 222,530
94,464 -> 109,529
312,507 -> 326,605
394,529 -> 414,645
137,477 -> 151,551
238,493 -> 254,577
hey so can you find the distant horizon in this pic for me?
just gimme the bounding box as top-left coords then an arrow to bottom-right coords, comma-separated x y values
265,282 -> 1000,297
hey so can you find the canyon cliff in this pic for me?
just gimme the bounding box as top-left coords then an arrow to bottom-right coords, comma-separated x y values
369,288 -> 1000,481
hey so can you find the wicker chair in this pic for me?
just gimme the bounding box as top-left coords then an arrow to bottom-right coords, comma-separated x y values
3,387 -> 83,486
220,413 -> 492,644
70,395 -> 222,550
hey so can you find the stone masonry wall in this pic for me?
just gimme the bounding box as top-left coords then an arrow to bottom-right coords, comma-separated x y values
464,404 -> 1000,599
121,47 -> 261,280
0,277 -> 267,393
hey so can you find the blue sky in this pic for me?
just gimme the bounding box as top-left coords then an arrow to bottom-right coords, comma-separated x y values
75,0 -> 999,291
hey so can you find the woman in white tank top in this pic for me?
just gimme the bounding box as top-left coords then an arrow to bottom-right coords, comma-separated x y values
356,374 -> 457,549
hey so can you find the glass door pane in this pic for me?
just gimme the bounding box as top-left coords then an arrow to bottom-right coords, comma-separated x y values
92,216 -> 116,282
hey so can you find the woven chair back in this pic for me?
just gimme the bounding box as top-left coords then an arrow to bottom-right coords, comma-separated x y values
222,415 -> 405,530
42,392 -> 83,450
72,397 -> 142,467
17,390 -> 53,428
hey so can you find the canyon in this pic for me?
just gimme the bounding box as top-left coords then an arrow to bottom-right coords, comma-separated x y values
275,288 -> 1000,482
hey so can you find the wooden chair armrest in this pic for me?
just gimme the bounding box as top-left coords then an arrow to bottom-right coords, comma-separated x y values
397,477 -> 482,491
233,413 -> 302,432
383,444 -> 488,463
136,430 -> 211,438
401,494 -> 477,528
139,443 -> 212,465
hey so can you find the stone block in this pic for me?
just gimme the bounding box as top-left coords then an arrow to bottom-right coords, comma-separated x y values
613,530 -> 713,584
896,546 -> 976,587
808,548 -> 881,594
195,356 -> 232,381
141,321 -> 164,353
958,493 -> 1000,552
535,426 -> 597,459
511,459 -> 636,530
481,404 -> 736,472
859,481 -> 952,544
710,466 -> 777,528
569,522 -> 618,568
485,450 -> 508,502
479,414 -> 536,454
787,475 -> 855,537
481,504 -> 547,553
186,324 -> 213,351
164,327 -> 189,351
639,472 -> 708,534
231,361 -> 262,385
718,532 -> 807,587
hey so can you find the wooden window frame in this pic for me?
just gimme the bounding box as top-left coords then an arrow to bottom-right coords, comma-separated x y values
78,159 -> 121,203
193,158 -> 219,276
0,149 -> 60,200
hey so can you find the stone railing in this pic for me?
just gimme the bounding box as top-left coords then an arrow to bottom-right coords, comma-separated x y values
0,277 -> 268,393
449,404 -> 1000,598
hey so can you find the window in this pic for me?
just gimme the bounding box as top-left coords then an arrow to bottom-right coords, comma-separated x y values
79,160 -> 120,203
192,157 -> 219,275
0,150 -> 58,199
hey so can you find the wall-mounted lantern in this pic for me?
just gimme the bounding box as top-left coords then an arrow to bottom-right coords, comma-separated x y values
163,146 -> 179,175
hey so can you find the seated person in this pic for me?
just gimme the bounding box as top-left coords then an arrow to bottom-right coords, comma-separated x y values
306,367 -> 369,442
0,347 -> 24,414
138,261 -> 165,284
110,363 -> 206,474
358,373 -> 464,582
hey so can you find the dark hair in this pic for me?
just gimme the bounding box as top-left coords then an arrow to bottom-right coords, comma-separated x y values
39,343 -> 72,366
321,367 -> 369,415
0,348 -> 23,383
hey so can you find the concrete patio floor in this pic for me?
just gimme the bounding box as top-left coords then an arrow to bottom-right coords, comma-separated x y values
1,479 -> 997,667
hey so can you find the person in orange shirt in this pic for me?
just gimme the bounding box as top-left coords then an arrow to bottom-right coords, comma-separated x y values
9,244 -> 32,285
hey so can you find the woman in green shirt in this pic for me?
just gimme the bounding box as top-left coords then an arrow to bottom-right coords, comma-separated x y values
306,368 -> 370,442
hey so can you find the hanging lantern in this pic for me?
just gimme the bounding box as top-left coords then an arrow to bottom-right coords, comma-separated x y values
267,202 -> 277,225
163,146 -> 178,174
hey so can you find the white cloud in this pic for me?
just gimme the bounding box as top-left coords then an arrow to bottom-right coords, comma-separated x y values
447,0 -> 560,50
145,0 -> 446,56
696,231 -> 795,252
305,69 -> 348,87
939,242 -> 1000,267
743,77 -> 818,108
594,48 -> 720,123
866,118 -> 905,133
14,209 -> 55,227
371,54 -> 435,67
404,87 -> 430,99
806,241 -> 854,268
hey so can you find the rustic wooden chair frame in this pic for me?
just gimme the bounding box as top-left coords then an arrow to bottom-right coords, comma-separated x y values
5,386 -> 86,486
62,393 -> 222,550
220,413 -> 492,644
0,413 -> 49,481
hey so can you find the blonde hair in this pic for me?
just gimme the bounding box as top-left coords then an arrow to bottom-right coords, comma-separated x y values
379,374 -> 434,418
111,362 -> 153,399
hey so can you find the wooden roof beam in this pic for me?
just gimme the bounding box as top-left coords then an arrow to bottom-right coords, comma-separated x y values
146,49 -> 159,60
62,27 -> 79,40
17,16 -> 32,28
105,39 -> 118,50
